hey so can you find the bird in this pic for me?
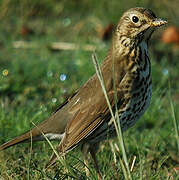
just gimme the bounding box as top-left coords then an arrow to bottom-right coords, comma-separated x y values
0,7 -> 167,179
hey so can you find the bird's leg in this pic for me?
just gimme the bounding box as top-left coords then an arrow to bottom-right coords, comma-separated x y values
89,145 -> 102,180
81,143 -> 90,177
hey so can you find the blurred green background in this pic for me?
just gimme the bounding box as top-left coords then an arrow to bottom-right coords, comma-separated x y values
0,0 -> 179,179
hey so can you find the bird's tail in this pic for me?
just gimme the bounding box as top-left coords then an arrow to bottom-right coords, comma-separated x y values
0,118 -> 64,150
0,130 -> 39,150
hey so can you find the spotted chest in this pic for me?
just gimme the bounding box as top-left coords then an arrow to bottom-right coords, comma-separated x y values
119,76 -> 152,131
86,41 -> 152,143
119,41 -> 152,130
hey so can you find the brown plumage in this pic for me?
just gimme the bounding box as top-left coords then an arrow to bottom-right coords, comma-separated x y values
0,7 -> 167,179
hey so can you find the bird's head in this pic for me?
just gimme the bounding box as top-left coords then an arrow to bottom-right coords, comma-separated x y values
115,7 -> 167,46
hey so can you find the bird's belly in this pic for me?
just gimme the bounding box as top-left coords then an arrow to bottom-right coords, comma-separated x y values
120,83 -> 152,131
87,83 -> 152,144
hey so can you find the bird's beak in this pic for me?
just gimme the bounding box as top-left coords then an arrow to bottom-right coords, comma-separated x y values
151,18 -> 168,27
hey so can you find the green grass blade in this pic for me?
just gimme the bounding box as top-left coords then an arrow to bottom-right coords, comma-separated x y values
168,83 -> 179,153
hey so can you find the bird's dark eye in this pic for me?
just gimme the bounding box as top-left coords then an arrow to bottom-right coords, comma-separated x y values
132,16 -> 139,23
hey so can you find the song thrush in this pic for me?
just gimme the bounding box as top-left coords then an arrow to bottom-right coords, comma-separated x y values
0,7 -> 167,179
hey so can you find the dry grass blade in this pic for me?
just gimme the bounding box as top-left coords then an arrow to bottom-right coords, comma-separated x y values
114,143 -> 129,180
130,156 -> 136,172
91,53 -> 132,179
109,141 -> 117,164
13,41 -> 97,51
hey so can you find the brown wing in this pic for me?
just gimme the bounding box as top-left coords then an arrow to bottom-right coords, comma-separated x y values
57,54 -> 128,153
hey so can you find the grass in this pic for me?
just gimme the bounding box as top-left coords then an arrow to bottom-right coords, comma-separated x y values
0,0 -> 179,179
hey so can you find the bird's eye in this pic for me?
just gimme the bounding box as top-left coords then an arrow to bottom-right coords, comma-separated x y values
132,16 -> 139,23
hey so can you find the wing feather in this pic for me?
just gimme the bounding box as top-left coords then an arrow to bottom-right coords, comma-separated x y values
57,54 -> 130,153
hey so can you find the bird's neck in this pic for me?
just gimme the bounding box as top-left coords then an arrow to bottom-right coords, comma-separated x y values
111,34 -> 146,59
112,36 -> 135,58
126,40 -> 151,78
110,38 -> 150,74
111,34 -> 149,61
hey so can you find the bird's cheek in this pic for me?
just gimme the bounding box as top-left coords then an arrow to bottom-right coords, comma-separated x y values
137,25 -> 150,38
